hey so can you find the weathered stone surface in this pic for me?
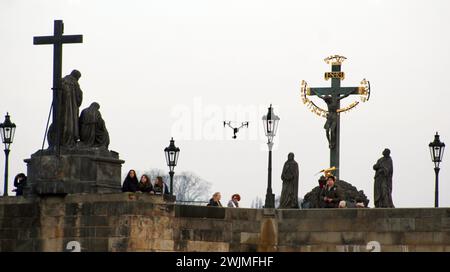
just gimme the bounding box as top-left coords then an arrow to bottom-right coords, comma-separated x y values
175,205 -> 226,219
309,232 -> 343,244
240,232 -> 260,244
24,149 -> 124,195
365,232 -> 404,245
227,208 -> 260,221
186,240 -> 229,252
2,193 -> 450,252
278,232 -> 310,245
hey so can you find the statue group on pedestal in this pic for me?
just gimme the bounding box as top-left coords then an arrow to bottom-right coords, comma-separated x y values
279,148 -> 395,209
47,70 -> 110,150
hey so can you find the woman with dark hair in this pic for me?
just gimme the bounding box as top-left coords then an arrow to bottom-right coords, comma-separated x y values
153,176 -> 169,195
13,173 -> 27,196
122,170 -> 139,192
138,174 -> 154,193
227,194 -> 241,208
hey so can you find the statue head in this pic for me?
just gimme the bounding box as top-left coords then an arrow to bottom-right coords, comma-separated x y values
288,152 -> 294,161
70,69 -> 81,80
382,148 -> 391,157
90,102 -> 100,110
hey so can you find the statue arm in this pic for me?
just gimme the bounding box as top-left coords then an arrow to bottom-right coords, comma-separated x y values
338,92 -> 351,101
373,159 -> 382,170
309,89 -> 327,100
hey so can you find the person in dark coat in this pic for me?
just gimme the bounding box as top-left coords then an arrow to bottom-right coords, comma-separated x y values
122,169 -> 139,192
320,175 -> 342,208
207,192 -> 223,207
138,174 -> 153,193
153,176 -> 169,195
13,173 -> 27,196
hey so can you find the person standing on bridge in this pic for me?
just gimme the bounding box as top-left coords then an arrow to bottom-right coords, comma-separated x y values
207,192 -> 223,207
227,194 -> 241,208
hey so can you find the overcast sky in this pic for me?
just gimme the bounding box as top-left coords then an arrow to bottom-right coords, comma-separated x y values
1,0 -> 449,208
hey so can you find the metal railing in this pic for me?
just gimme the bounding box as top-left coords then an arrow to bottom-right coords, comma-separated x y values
175,200 -> 209,206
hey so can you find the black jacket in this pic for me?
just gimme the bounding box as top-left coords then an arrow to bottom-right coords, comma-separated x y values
13,176 -> 27,196
207,198 -> 223,207
320,185 -> 342,208
122,177 -> 139,192
138,182 -> 153,193
153,182 -> 169,195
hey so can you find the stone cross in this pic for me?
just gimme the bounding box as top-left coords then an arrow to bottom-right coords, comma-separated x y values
33,20 -> 83,154
301,55 -> 370,180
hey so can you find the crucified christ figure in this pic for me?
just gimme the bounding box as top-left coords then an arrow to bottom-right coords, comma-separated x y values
319,93 -> 350,149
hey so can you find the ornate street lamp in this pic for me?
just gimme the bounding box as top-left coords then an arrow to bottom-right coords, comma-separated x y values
164,137 -> 180,196
0,113 -> 16,196
262,104 -> 280,208
429,132 -> 445,208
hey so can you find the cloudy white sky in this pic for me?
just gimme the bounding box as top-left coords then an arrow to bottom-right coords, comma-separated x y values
1,0 -> 449,207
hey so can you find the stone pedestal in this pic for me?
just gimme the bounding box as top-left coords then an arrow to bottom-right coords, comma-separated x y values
24,147 -> 125,195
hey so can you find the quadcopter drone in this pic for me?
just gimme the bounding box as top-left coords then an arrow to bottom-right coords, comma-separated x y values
223,121 -> 249,139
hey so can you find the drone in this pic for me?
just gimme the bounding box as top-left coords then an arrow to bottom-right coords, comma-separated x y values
223,121 -> 249,139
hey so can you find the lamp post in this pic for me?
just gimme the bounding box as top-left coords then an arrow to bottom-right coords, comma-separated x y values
0,113 -> 16,197
164,137 -> 180,196
429,132 -> 445,208
262,104 -> 280,208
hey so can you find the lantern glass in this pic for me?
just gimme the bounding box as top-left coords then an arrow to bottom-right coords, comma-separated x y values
262,105 -> 280,143
429,132 -> 445,168
164,138 -> 180,171
0,113 -> 16,150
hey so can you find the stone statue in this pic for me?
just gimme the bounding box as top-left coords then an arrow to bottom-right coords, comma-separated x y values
79,102 -> 110,149
373,148 -> 395,208
279,153 -> 299,208
48,70 -> 83,148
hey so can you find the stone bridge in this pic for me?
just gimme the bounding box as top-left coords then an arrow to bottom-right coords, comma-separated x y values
0,193 -> 449,251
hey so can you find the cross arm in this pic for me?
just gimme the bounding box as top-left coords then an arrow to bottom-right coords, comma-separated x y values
33,36 -> 55,45
308,87 -> 332,97
33,35 -> 83,45
61,35 -> 83,43
338,87 -> 360,96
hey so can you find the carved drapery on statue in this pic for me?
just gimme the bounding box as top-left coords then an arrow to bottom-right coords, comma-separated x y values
48,70 -> 83,148
279,153 -> 299,208
373,148 -> 395,208
79,102 -> 110,149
